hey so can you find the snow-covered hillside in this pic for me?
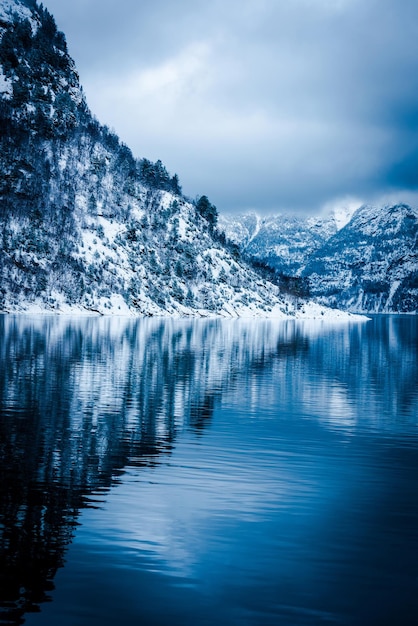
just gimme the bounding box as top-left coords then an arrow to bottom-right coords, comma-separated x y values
303,204 -> 418,313
0,0 -> 362,320
220,204 -> 418,313
219,207 -> 355,276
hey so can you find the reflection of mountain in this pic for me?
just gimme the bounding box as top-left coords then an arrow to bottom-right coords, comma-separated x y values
300,315 -> 418,430
0,315 -> 308,623
0,315 -> 416,623
223,316 -> 418,432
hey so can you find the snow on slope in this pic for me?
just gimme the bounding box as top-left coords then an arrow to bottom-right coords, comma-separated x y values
220,202 -> 418,314
0,1 -> 365,321
0,0 -> 32,23
219,208 -> 352,276
303,203 -> 418,313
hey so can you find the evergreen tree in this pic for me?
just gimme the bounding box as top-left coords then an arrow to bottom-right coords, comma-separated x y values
196,195 -> 218,230
171,173 -> 182,195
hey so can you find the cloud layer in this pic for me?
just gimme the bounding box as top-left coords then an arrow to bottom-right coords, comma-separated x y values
45,0 -> 418,214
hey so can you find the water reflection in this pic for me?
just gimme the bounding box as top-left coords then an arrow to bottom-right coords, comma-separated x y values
0,315 -> 417,624
0,316 -> 306,624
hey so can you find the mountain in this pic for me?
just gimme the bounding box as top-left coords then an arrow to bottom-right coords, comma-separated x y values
218,207 -> 355,276
220,204 -> 418,313
303,203 -> 418,313
0,0 -> 359,320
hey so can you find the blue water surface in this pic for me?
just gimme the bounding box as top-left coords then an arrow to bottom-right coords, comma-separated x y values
0,315 -> 417,625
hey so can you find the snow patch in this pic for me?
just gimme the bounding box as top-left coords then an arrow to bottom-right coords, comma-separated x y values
0,0 -> 32,24
0,68 -> 12,99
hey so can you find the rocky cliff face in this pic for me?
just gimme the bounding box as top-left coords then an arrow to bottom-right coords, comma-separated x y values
219,207 -> 355,277
303,203 -> 418,313
220,204 -> 418,313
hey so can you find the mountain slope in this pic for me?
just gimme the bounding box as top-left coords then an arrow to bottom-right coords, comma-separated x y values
303,204 -> 418,313
220,204 -> 418,313
0,0 -> 358,319
219,208 -> 354,276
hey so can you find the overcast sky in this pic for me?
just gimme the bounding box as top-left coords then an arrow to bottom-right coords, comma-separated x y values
44,0 -> 418,215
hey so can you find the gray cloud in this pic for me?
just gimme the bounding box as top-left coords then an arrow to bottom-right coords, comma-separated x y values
45,0 -> 418,214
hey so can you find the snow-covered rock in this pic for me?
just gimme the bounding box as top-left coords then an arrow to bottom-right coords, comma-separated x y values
303,203 -> 418,313
220,203 -> 418,313
219,208 -> 352,276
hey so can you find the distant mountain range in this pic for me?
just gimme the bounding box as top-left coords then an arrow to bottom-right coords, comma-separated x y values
0,0 -> 360,320
220,204 -> 418,313
219,206 -> 355,277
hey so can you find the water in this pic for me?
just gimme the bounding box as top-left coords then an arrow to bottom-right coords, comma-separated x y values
0,314 -> 417,625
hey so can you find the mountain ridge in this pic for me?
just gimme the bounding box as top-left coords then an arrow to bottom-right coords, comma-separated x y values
220,204 -> 418,313
218,206 -> 356,277
303,203 -> 418,313
0,0 -> 361,320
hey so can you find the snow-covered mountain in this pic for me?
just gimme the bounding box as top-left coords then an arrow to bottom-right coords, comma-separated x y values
219,207 -> 355,276
0,0 -> 360,320
303,203 -> 418,313
220,204 -> 418,313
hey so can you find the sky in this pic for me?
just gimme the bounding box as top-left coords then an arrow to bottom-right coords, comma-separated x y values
43,0 -> 418,216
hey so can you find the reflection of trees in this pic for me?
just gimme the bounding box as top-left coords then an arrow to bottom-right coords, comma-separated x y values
0,316 -> 307,624
1,315 -> 414,623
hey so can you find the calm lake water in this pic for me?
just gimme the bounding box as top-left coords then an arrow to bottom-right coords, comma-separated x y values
0,314 -> 417,625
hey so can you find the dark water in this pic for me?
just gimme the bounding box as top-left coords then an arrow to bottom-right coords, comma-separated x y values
0,315 -> 417,626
